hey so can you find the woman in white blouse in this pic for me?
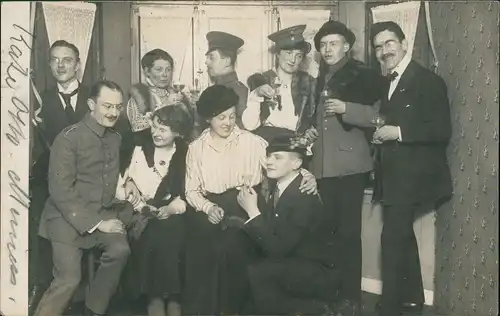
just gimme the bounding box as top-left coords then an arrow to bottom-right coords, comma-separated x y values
117,103 -> 192,316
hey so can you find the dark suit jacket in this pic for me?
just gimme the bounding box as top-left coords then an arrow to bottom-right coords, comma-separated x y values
39,85 -> 90,145
374,61 -> 453,206
30,85 -> 90,187
310,58 -> 384,178
243,174 -> 338,268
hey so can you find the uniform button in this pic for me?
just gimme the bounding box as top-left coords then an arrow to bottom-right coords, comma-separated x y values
105,164 -> 108,168
324,128 -> 328,131
275,214 -> 279,217
104,174 -> 107,177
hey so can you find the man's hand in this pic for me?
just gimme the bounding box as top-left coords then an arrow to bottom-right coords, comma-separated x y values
324,98 -> 346,116
124,179 -> 141,207
237,186 -> 260,218
255,84 -> 275,99
299,169 -> 318,195
157,197 -> 187,220
372,125 -> 400,144
207,205 -> 225,224
97,219 -> 125,234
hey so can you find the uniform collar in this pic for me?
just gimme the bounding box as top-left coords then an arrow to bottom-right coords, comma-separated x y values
83,113 -> 107,137
214,71 -> 238,85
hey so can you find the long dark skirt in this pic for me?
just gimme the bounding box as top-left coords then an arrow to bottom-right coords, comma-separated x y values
182,187 -> 265,315
122,214 -> 185,301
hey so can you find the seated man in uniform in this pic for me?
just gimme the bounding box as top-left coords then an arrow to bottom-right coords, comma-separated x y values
237,135 -> 340,316
34,80 -> 141,316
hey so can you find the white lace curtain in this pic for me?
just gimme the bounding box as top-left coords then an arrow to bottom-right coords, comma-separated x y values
42,2 -> 96,82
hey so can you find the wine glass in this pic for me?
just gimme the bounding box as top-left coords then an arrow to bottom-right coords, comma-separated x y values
370,114 -> 386,130
173,81 -> 185,94
271,77 -> 282,110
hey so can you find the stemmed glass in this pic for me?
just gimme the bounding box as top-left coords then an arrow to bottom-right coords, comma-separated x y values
271,77 -> 282,110
173,81 -> 185,94
370,114 -> 386,130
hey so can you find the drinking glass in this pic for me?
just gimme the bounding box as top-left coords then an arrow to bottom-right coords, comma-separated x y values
370,114 -> 386,130
172,81 -> 185,94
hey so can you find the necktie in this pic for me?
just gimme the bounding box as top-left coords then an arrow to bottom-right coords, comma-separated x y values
60,87 -> 79,123
387,71 -> 399,82
272,185 -> 280,209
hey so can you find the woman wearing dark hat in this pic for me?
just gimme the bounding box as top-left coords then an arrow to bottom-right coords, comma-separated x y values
310,20 -> 385,316
183,85 -> 318,315
243,24 -> 318,148
116,103 -> 192,316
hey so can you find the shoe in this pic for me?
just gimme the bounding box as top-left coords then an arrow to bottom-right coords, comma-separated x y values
28,286 -> 45,315
83,306 -> 105,316
333,299 -> 361,316
375,301 -> 423,314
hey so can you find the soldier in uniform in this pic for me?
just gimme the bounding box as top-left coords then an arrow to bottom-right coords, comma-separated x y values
34,80 -> 140,316
243,24 -> 317,145
310,20 -> 385,316
29,40 -> 91,314
205,31 -> 248,128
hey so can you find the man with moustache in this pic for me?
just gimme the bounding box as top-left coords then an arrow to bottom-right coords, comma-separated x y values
205,31 -> 248,128
29,40 -> 90,313
34,80 -> 138,316
370,21 -> 452,316
310,20 -> 384,316
243,24 -> 317,144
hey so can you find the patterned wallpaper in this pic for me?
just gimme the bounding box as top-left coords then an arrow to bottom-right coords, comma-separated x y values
430,2 -> 499,315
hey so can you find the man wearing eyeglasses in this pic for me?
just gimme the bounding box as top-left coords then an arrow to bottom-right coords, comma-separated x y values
29,40 -> 91,314
35,80 -> 139,316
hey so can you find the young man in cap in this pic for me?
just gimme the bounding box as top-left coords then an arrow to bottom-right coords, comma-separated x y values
205,31 -> 248,129
242,24 -> 317,145
370,21 -> 452,316
183,85 -> 318,315
237,134 -> 339,315
310,20 -> 384,316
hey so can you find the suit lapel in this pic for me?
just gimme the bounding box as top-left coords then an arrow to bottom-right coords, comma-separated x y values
75,85 -> 90,120
388,61 -> 417,107
274,174 -> 302,214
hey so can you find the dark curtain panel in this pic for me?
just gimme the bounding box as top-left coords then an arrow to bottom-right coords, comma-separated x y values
30,2 -> 102,170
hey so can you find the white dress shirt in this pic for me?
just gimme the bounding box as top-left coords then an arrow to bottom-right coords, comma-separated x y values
57,79 -> 79,110
387,53 -> 412,141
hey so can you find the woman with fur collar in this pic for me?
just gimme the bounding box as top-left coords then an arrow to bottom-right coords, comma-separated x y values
117,103 -> 192,316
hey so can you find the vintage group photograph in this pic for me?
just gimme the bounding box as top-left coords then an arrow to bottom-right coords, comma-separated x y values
0,1 -> 497,316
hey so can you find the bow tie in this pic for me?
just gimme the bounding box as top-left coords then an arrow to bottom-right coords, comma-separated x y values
387,71 -> 399,82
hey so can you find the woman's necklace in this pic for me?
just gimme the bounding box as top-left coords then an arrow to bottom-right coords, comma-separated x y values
152,161 -> 165,179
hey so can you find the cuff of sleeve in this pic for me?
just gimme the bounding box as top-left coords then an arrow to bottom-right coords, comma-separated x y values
398,126 -> 402,142
201,201 -> 216,214
245,213 -> 261,224
88,220 -> 102,234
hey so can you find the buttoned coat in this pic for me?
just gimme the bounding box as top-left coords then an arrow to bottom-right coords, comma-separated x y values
244,174 -> 339,268
373,61 -> 452,206
310,58 -> 384,179
39,114 -> 126,248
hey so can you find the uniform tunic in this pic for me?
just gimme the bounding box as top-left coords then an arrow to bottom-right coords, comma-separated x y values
39,113 -> 124,248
